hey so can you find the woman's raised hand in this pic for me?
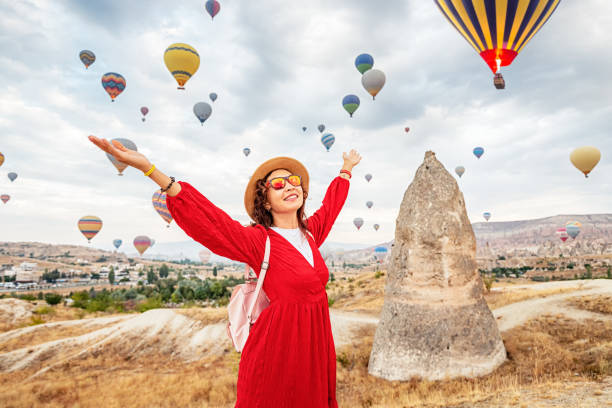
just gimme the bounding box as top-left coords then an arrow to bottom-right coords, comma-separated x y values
342,149 -> 362,168
88,135 -> 151,172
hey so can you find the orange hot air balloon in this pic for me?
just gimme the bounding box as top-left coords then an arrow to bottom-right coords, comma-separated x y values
133,235 -> 152,256
78,215 -> 102,243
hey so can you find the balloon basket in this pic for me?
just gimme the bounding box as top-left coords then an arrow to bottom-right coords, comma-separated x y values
177,87 -> 185,90
118,173 -> 123,176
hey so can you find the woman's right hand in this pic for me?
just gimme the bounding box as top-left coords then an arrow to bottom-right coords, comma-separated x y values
88,135 -> 151,172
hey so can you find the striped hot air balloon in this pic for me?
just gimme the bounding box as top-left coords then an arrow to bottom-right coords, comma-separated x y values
483,212 -> 491,221
205,0 -> 221,19
101,72 -> 126,102
434,0 -> 561,76
78,215 -> 102,243
354,53 -> 374,74
1,194 -> 9,204
105,138 -> 137,175
133,236 -> 152,256
455,166 -> 465,177
164,43 -> 200,90
556,227 -> 568,243
79,50 -> 96,69
321,133 -> 335,152
152,190 -> 173,227
0,152 -> 4,167
473,146 -> 484,159
565,221 -> 581,239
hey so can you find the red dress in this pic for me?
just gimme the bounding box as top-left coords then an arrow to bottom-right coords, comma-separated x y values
166,176 -> 350,408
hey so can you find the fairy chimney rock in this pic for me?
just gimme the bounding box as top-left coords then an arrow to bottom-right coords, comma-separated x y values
368,151 -> 506,381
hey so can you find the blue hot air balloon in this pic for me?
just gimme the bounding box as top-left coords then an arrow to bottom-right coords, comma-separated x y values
321,133 -> 335,152
302,126 -> 307,132
355,53 -> 374,74
318,124 -> 325,133
205,0 -> 220,19
113,239 -> 122,249
342,94 -> 360,117
7,172 -> 17,182
193,102 -> 212,125
209,92 -> 217,102
473,147 -> 484,159
243,147 -> 251,157
483,212 -> 491,221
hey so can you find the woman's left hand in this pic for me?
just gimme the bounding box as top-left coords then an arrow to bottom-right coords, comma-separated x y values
342,149 -> 362,168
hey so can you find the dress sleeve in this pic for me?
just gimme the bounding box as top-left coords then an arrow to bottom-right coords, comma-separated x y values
306,176 -> 350,247
165,181 -> 267,275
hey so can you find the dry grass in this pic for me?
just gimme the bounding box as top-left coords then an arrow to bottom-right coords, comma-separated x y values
484,286 -> 583,310
174,306 -> 228,326
566,295 -> 612,315
327,271 -> 386,315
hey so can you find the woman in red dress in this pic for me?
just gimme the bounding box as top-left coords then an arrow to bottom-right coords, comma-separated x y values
88,135 -> 361,407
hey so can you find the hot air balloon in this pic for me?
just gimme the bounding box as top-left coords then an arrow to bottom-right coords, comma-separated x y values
302,126 -> 307,132
570,146 -> 601,178
78,215 -> 102,243
565,221 -> 581,239
434,0 -> 561,88
205,0 -> 221,19
353,217 -> 364,230
373,224 -> 380,231
374,246 -> 388,261
164,43 -> 200,90
193,102 -> 212,125
473,147 -> 484,159
79,50 -> 95,69
152,190 -> 173,227
366,201 -> 373,209
209,92 -> 218,102
483,212 -> 491,221
361,69 -> 386,100
7,172 -> 17,182
243,147 -> 251,157
318,124 -> 325,133
321,133 -> 335,152
365,174 -> 372,182
140,106 -> 149,122
113,239 -> 122,249
101,73 -> 126,102
405,127 -> 410,133
0,152 -> 4,167
342,94 -> 360,117
105,138 -> 137,176
556,228 -> 568,243
133,236 -> 151,256
150,238 -> 156,248
455,166 -> 465,177
199,248 -> 212,263
1,194 -> 9,204
494,73 -> 505,89
354,53 -> 374,74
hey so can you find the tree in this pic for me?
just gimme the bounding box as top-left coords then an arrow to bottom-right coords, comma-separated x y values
330,273 -> 335,282
147,269 -> 158,284
159,263 -> 169,278
108,267 -> 115,285
90,272 -> 100,280
44,293 -> 63,305
607,266 -> 611,279
212,266 -> 218,277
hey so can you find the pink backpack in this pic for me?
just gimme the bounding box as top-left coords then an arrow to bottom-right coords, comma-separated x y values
226,235 -> 271,352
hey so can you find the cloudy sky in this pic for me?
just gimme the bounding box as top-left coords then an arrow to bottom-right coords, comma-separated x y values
0,0 -> 610,252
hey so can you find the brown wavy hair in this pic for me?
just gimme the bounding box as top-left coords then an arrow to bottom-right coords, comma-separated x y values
250,170 -> 309,236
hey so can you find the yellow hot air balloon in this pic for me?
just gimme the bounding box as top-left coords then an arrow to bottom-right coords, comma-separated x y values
570,146 -> 601,178
78,215 -> 103,243
163,43 -> 200,90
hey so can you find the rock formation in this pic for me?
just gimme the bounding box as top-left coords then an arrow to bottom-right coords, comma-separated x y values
368,151 -> 506,381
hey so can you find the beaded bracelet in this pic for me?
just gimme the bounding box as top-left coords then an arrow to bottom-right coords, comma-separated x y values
340,169 -> 352,179
160,176 -> 175,193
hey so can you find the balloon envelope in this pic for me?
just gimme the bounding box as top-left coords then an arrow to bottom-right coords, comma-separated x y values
78,215 -> 102,242
570,146 -> 601,177
354,53 -> 374,74
1,194 -> 9,204
152,190 -> 173,226
405,127 -> 410,133
365,174 -> 372,182
483,212 -> 491,221
302,126 -> 307,132
79,50 -> 95,69
113,239 -> 122,249
150,239 -> 155,248
434,0 -> 561,74
133,236 -> 152,255
473,147 -> 484,159
101,72 -> 126,101
105,138 -> 137,175
193,102 -> 212,125
164,43 -> 200,89
556,227 -> 568,243
7,172 -> 17,182
243,147 -> 251,157
318,124 -> 325,133
353,217 -> 364,230
0,152 -> 4,167
455,166 -> 465,177
565,221 -> 581,239
366,201 -> 373,209
205,0 -> 221,19
321,133 -> 335,151
342,94 -> 360,117
361,69 -> 386,99
209,92 -> 218,102
373,224 -> 380,231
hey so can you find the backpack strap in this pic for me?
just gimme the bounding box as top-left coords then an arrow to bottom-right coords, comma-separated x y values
247,233 -> 271,324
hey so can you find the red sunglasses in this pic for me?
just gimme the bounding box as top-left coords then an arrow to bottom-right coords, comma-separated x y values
266,175 -> 302,190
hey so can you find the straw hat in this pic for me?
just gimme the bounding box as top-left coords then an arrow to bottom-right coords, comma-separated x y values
244,156 -> 309,221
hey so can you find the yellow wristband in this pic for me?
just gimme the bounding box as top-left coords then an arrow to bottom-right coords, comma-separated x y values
144,164 -> 155,177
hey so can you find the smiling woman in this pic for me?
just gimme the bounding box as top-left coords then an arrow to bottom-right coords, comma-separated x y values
88,135 -> 361,407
